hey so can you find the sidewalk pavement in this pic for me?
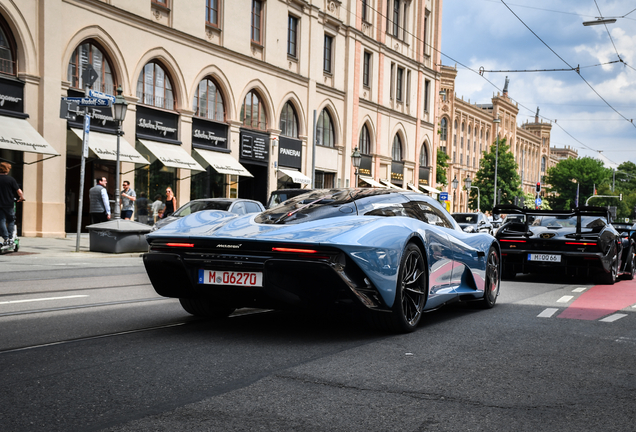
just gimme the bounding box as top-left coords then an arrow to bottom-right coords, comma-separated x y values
3,234 -> 146,259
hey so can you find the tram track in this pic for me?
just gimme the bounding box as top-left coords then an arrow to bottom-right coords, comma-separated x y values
0,282 -> 152,298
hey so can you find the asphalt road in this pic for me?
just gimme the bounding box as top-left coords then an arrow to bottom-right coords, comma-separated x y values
0,251 -> 635,432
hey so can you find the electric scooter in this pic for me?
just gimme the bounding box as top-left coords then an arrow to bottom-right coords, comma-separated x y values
1,200 -> 19,254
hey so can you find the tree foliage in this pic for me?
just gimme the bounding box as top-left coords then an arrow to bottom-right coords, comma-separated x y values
436,150 -> 450,186
470,138 -> 522,212
543,157 -> 611,210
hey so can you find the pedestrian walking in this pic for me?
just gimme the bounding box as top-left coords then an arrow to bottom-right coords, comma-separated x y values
151,194 -> 164,223
162,187 -> 177,219
121,180 -> 136,220
0,162 -> 25,246
136,192 -> 149,224
89,177 -> 110,224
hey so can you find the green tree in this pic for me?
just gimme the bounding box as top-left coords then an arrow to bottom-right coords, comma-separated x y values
470,137 -> 522,212
436,150 -> 450,186
543,157 -> 611,210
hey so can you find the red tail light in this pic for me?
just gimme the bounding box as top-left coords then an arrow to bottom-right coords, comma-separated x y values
272,247 -> 319,254
165,243 -> 195,248
500,239 -> 526,243
565,242 -> 596,246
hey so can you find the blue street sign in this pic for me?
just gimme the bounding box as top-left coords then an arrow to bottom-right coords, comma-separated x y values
88,89 -> 116,103
62,97 -> 111,107
82,114 -> 91,158
440,192 -> 449,201
535,197 -> 542,206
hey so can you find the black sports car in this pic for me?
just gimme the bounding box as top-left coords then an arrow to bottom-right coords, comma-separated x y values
494,205 -> 635,284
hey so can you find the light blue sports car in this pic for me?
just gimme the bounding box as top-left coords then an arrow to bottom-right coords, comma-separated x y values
143,188 -> 501,333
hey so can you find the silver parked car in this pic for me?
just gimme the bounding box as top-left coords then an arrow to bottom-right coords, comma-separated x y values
452,212 -> 494,235
150,198 -> 265,232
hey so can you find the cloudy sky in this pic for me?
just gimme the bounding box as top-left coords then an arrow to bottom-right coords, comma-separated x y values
441,0 -> 636,168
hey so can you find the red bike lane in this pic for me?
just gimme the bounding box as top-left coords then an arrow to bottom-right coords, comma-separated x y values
558,279 -> 636,320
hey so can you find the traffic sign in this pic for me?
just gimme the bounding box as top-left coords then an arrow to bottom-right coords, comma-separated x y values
440,192 -> 449,201
535,197 -> 542,206
81,65 -> 98,88
82,114 -> 90,158
62,97 -> 112,107
88,89 -> 115,103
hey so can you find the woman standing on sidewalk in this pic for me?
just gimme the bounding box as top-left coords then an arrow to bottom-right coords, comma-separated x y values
162,187 -> 177,219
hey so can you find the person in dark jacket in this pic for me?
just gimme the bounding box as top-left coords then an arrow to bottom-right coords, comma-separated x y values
89,177 -> 110,224
0,162 -> 25,246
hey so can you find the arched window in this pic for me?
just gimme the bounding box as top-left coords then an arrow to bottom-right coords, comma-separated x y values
440,118 -> 448,141
468,125 -> 472,135
0,23 -> 15,75
193,77 -> 225,122
541,156 -> 546,173
486,131 -> 490,143
279,101 -> 298,138
317,109 -> 335,147
461,122 -> 465,132
454,119 -> 457,130
241,90 -> 267,130
137,62 -> 175,110
392,135 -> 402,161
359,124 -> 371,155
68,41 -> 114,93
419,144 -> 428,167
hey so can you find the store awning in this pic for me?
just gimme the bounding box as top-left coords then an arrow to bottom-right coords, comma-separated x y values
71,129 -> 149,165
278,167 -> 312,185
0,115 -> 59,155
380,179 -> 403,190
137,139 -> 205,171
193,148 -> 253,177
407,183 -> 424,193
419,184 -> 441,195
359,176 -> 387,188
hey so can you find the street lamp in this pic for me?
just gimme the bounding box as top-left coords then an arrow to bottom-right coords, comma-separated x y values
492,117 -> 501,209
465,175 -> 480,212
112,85 -> 128,220
583,17 -> 617,26
351,146 -> 361,187
451,175 -> 458,212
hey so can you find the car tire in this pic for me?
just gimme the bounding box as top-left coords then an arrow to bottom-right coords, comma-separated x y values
478,246 -> 500,309
598,260 -> 617,285
179,298 -> 236,319
624,247 -> 635,280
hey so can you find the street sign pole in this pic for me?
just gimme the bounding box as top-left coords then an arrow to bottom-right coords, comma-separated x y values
75,111 -> 90,252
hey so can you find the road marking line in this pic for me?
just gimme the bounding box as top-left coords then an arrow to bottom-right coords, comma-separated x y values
632,304 -> 636,308
557,296 -> 573,303
538,308 -> 559,318
600,314 -> 628,322
572,287 -> 587,292
0,295 -> 88,305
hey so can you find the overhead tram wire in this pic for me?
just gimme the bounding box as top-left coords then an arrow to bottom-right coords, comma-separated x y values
352,1 -> 619,160
594,0 -> 622,62
500,0 -> 636,130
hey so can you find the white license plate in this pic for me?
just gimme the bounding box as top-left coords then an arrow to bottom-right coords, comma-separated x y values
198,269 -> 263,287
528,253 -> 561,263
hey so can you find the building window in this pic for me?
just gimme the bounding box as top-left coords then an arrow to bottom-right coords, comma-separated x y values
460,137 -> 463,148
440,118 -> 448,141
323,34 -> 333,73
424,79 -> 430,112
396,67 -> 404,102
361,0 -> 369,22
240,89 -> 267,130
68,41 -> 115,93
423,9 -> 429,55
390,63 -> 395,100
392,0 -> 401,37
0,24 -> 15,76
541,156 -> 546,172
461,122 -> 465,132
251,0 -> 263,44
392,135 -> 402,161
359,124 -> 371,155
152,0 -> 168,7
363,51 -> 371,88
279,101 -> 298,138
287,15 -> 298,58
406,70 -> 411,105
206,0 -> 219,27
315,171 -> 335,188
137,62 -> 174,110
420,144 -> 428,166
317,109 -> 335,147
193,77 -> 225,122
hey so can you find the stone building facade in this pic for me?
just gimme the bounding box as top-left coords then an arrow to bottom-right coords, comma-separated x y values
438,65 -> 553,212
0,0 -> 443,237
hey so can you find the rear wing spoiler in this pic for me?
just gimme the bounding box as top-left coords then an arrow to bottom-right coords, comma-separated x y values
493,205 -> 612,236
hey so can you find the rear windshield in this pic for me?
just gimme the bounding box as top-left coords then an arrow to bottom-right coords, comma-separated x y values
453,214 -> 478,224
174,200 -> 231,217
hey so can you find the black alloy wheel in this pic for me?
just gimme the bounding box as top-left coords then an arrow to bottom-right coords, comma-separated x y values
391,243 -> 428,333
599,259 -> 617,285
478,246 -> 500,309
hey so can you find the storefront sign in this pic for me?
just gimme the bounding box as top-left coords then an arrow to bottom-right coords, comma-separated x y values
136,106 -> 179,142
418,167 -> 430,186
278,137 -> 302,170
192,118 -> 228,150
359,155 -> 372,176
391,161 -> 404,184
0,77 -> 25,114
240,130 -> 269,165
